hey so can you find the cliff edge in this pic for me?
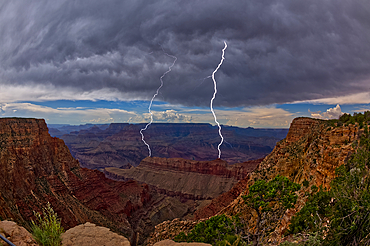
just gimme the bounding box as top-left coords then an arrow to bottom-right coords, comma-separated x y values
0,118 -> 150,240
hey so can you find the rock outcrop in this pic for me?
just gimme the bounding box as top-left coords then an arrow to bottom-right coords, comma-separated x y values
0,118 -> 151,240
147,117 -> 362,244
220,117 -> 360,243
61,222 -> 130,246
146,218 -> 202,245
0,220 -> 38,246
105,157 -> 259,200
61,123 -> 287,169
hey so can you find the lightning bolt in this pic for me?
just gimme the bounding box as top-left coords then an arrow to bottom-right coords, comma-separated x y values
210,41 -> 227,159
140,53 -> 177,157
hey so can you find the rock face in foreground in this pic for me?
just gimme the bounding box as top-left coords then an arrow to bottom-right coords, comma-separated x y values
61,222 -> 130,246
0,118 -> 150,240
0,220 -> 38,246
105,157 -> 259,200
61,123 -> 287,169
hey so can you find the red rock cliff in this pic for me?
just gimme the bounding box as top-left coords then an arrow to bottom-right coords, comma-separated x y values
138,157 -> 254,180
105,157 -> 259,200
220,117 -> 360,242
0,118 -> 150,238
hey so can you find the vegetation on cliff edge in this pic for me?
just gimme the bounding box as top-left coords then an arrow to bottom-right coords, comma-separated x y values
287,124 -> 370,245
175,176 -> 300,246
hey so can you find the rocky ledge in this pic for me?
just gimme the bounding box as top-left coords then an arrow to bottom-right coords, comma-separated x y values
105,157 -> 259,200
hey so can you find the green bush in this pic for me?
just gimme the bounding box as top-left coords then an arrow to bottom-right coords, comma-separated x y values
31,202 -> 64,246
217,235 -> 245,246
287,186 -> 331,235
174,215 -> 245,246
243,175 -> 301,246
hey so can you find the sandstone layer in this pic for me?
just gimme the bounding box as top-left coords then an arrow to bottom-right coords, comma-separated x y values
105,157 -> 259,199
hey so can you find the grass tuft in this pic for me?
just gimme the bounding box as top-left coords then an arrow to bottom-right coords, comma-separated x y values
31,202 -> 64,246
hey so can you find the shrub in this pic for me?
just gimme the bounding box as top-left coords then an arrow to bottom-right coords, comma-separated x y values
31,202 -> 64,246
243,175 -> 301,246
174,215 -> 245,245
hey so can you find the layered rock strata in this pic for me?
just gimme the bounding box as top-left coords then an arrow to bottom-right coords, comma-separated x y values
0,118 -> 150,240
105,157 -> 259,199
192,158 -> 263,220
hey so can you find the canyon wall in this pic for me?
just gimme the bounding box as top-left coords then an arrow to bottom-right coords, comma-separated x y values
221,117 -> 359,242
0,118 -> 150,240
105,157 -> 259,200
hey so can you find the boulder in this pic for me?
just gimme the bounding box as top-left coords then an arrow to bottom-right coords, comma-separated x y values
0,220 -> 38,246
61,222 -> 130,246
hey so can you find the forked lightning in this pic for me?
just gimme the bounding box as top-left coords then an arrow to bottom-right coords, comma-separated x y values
140,53 -> 177,157
210,41 -> 227,159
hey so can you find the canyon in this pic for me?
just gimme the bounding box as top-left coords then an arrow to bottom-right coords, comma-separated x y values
3,116 -> 355,245
0,118 -> 262,245
57,123 -> 287,169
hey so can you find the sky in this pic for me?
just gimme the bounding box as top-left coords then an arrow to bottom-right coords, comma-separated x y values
1,0 -> 370,128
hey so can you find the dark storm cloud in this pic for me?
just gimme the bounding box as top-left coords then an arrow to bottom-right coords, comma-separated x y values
1,0 -> 370,107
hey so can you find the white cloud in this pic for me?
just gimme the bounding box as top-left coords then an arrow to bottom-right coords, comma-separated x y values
173,106 -> 295,128
0,102 -> 138,124
222,107 -> 294,128
128,109 -> 193,123
294,91 -> 370,105
150,110 -> 193,123
310,104 -> 343,120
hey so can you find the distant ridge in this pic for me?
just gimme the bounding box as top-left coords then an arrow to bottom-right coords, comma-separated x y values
59,123 -> 288,169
